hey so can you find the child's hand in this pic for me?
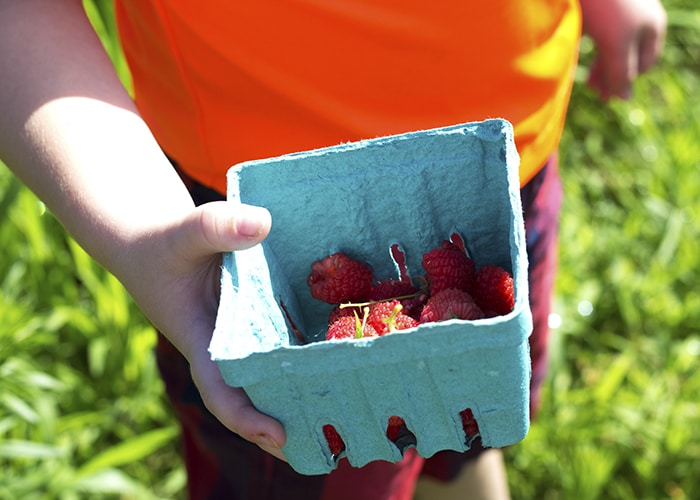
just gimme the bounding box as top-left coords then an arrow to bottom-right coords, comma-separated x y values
124,200 -> 287,461
581,0 -> 667,100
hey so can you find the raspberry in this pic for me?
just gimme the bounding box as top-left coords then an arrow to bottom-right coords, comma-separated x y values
392,313 -> 420,332
419,288 -> 484,324
369,280 -> 425,320
328,304 -> 363,325
400,294 -> 429,321
386,415 -> 407,442
421,240 -> 476,295
459,408 -> 480,441
473,265 -> 514,317
322,424 -> 345,457
307,252 -> 373,304
369,280 -> 418,301
366,300 -> 419,335
326,314 -> 378,340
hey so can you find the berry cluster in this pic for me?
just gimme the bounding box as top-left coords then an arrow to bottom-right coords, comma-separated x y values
307,237 -> 501,459
306,237 -> 515,341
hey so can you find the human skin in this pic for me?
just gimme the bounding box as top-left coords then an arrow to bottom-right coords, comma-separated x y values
581,0 -> 667,100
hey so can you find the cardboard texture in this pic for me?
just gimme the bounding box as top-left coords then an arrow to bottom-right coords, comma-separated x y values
211,119 -> 533,475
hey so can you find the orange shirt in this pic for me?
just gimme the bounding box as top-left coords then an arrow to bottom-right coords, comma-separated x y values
115,1 -> 581,193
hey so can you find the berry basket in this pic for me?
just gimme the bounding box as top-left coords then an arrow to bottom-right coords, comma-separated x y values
211,119 -> 533,475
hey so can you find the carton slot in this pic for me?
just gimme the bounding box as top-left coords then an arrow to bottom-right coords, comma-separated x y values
322,424 -> 346,460
460,408 -> 481,446
385,416 -> 417,452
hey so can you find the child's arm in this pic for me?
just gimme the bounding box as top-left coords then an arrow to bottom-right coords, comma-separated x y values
0,0 -> 286,459
580,0 -> 667,100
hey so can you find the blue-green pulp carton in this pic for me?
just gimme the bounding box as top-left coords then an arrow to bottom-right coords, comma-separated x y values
211,119 -> 533,475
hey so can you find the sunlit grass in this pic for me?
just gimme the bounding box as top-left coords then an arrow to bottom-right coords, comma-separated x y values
505,3 -> 700,498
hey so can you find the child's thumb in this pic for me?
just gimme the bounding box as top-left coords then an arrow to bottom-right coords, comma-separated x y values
177,201 -> 272,258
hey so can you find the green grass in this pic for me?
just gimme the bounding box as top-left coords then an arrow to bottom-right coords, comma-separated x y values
0,171 -> 184,499
1,1 -> 699,498
506,3 -> 700,498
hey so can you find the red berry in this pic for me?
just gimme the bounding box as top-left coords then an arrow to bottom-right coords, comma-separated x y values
369,280 -> 418,301
369,280 -> 425,320
421,241 -> 476,295
307,252 -> 373,304
322,424 -> 345,457
459,408 -> 480,440
393,313 -> 420,332
326,315 -> 378,340
328,304 -> 363,325
386,415 -> 406,442
366,300 -> 419,335
473,265 -> 514,317
419,288 -> 484,324
400,294 -> 429,321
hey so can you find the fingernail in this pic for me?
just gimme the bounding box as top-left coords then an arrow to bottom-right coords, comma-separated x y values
237,206 -> 270,237
254,433 -> 280,449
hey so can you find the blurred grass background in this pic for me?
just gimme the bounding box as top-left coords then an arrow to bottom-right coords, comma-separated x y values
1,1 -> 698,498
